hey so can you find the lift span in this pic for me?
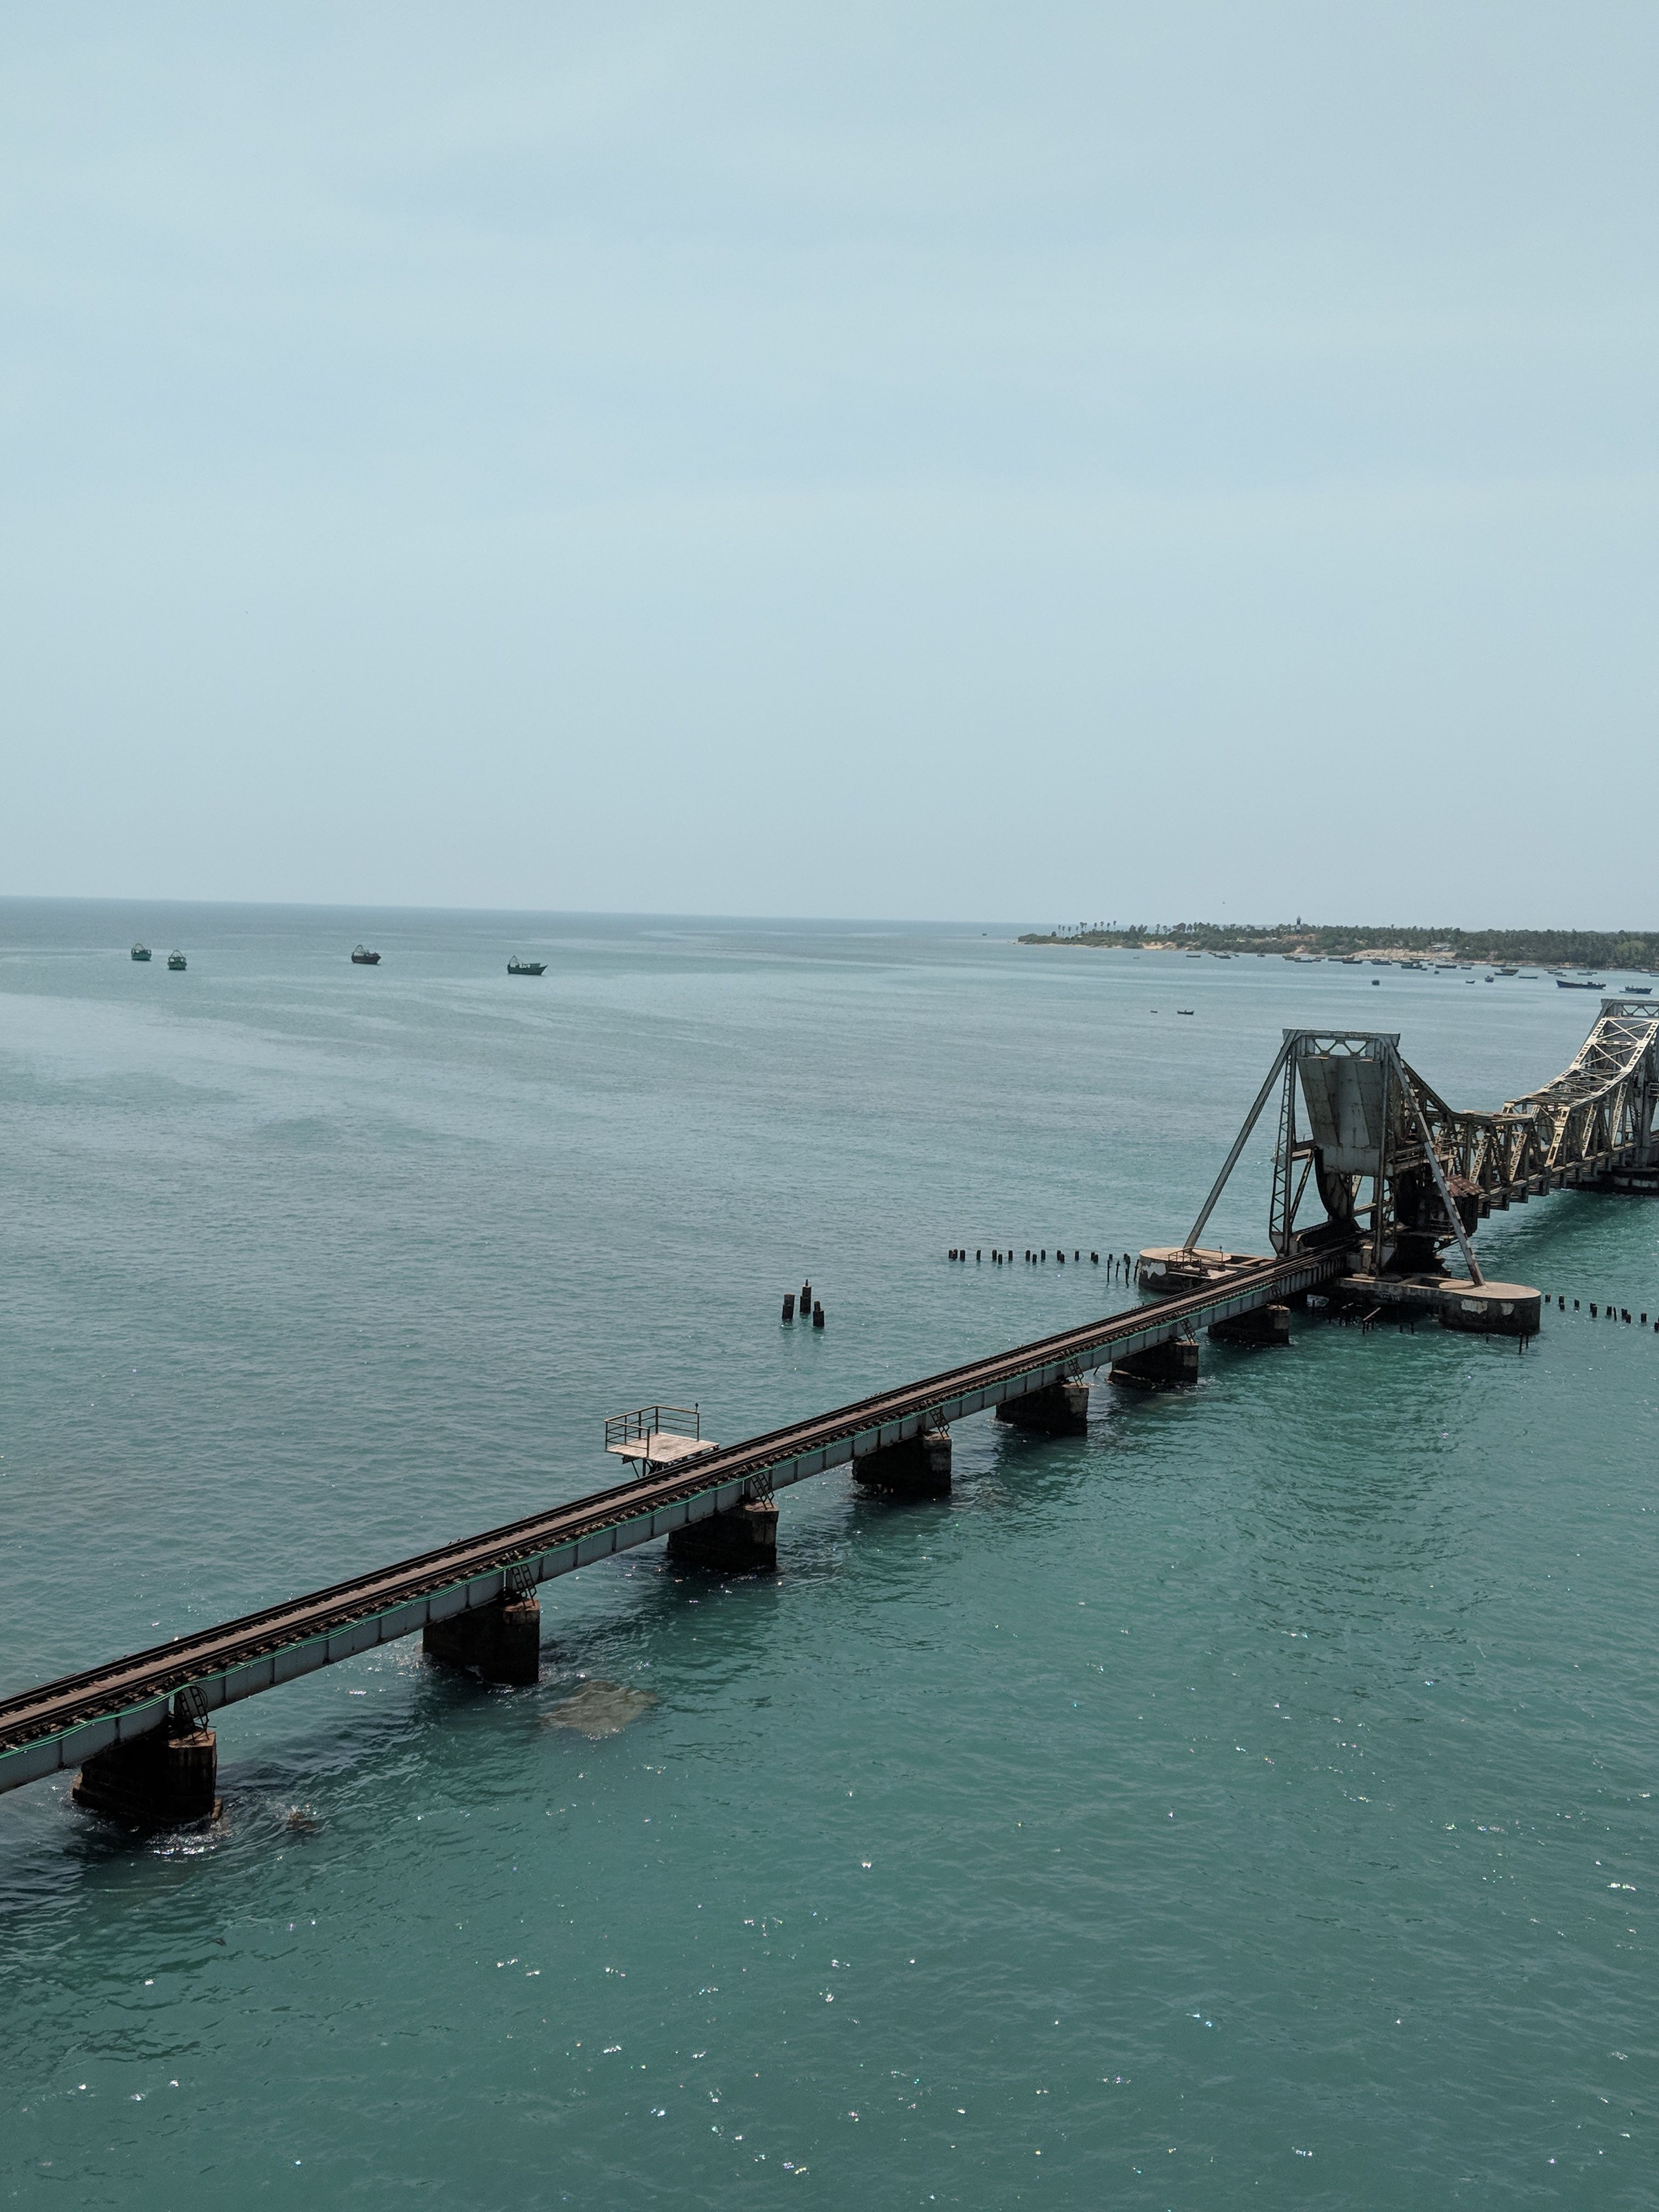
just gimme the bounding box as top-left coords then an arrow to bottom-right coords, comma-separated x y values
7,997 -> 1654,1826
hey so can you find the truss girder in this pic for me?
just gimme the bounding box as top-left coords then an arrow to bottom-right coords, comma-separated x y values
1183,1001 -> 1659,1278
1441,1001 -> 1659,1201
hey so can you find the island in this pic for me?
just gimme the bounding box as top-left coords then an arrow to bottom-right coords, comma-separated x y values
1017,921 -> 1659,970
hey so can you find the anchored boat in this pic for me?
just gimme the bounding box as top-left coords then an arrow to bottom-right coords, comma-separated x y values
166,951 -> 187,971
130,943 -> 151,962
351,945 -> 381,965
507,957 -> 546,976
1555,977 -> 1602,990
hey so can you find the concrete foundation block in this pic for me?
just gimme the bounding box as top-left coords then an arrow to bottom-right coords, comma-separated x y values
995,1378 -> 1090,1434
423,1592 -> 542,1684
665,1498 -> 779,1573
73,1723 -> 220,1827
1437,1282 -> 1542,1336
853,1429 -> 952,1495
1208,1304 -> 1291,1348
1109,1338 -> 1199,1392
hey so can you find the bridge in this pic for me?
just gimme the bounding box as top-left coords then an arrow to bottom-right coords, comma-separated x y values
3,1000 -> 1655,1828
1143,997 -> 1659,1313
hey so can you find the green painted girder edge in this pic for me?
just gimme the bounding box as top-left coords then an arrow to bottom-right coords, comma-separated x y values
0,1543 -> 575,1789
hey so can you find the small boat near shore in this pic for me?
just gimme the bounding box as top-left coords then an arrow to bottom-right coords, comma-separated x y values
1555,976 -> 1602,989
131,943 -> 151,962
166,950 -> 187,971
507,957 -> 546,977
351,945 -> 381,965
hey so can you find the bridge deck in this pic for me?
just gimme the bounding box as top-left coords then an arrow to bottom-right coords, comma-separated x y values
0,1253 -> 1339,1796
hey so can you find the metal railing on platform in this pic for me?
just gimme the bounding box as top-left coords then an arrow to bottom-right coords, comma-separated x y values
603,1404 -> 702,1453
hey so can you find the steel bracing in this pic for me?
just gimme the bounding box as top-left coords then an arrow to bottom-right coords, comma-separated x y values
6,998 -> 1654,1809
1444,998 -> 1659,1201
1183,998 -> 1659,1276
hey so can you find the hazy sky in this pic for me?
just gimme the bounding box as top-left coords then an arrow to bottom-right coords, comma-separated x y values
3,4 -> 1655,923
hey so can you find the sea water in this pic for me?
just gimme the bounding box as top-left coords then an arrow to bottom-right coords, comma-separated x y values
0,902 -> 1654,2206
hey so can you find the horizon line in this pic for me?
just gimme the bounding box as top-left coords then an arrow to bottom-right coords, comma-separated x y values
3,895 -> 1656,936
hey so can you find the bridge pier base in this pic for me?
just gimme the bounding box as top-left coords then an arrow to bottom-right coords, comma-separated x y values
423,1592 -> 541,1684
1109,1339 -> 1199,1391
995,1378 -> 1090,1434
854,1428 -> 952,1494
73,1716 -> 219,1827
1209,1304 -> 1291,1348
666,1498 -> 778,1573
1437,1282 -> 1542,1336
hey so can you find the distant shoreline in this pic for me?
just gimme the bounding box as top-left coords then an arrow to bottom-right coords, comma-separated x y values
1017,923 -> 1659,971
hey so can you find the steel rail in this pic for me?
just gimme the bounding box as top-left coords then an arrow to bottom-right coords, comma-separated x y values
0,1251 -> 1340,1795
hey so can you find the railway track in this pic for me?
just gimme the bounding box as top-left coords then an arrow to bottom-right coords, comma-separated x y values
0,1251 -> 1337,1796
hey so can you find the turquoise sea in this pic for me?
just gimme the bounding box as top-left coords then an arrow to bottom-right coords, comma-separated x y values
1,901 -> 1655,2208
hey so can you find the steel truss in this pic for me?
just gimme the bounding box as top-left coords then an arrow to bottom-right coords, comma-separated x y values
1181,1000 -> 1659,1278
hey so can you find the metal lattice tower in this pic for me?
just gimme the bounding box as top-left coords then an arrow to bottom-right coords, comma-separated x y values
1181,999 -> 1659,1280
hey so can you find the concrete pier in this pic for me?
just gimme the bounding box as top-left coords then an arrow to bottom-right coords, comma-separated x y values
1434,1280 -> 1543,1336
1328,1273 -> 1542,1336
1109,1338 -> 1199,1391
996,1377 -> 1090,1434
665,1497 -> 779,1572
854,1427 -> 952,1494
73,1716 -> 219,1827
1209,1303 -> 1291,1348
422,1590 -> 542,1684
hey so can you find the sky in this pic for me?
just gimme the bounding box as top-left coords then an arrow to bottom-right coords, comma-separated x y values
2,2 -> 1655,924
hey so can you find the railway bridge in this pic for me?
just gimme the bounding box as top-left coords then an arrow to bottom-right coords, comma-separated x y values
3,1000 -> 1655,1828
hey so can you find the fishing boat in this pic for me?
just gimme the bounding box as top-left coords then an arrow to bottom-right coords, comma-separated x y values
1622,984 -> 1652,994
351,945 -> 381,965
1555,976 -> 1602,990
130,943 -> 151,962
1176,1007 -> 1194,1016
507,957 -> 546,977
166,951 -> 187,971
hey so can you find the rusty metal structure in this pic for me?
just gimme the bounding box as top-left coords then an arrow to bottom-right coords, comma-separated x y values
1182,998 -> 1659,1282
5,996 -> 1654,1822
